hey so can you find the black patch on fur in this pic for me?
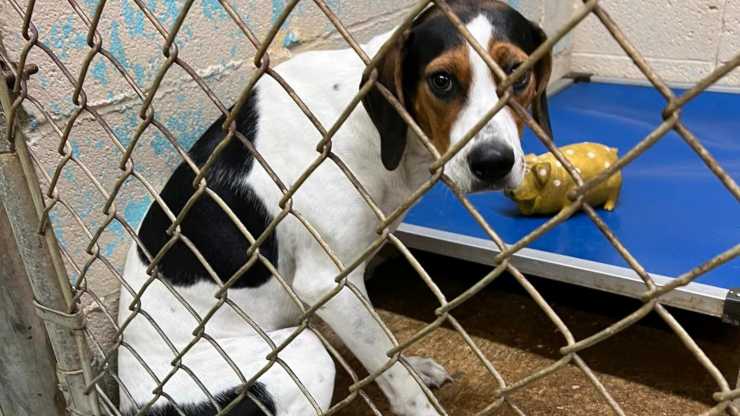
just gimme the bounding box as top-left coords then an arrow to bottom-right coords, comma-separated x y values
137,89 -> 278,288
125,383 -> 276,416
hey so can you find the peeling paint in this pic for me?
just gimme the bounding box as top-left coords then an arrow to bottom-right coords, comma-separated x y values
102,219 -> 124,257
71,141 -> 81,158
49,16 -> 85,60
158,0 -> 181,26
62,166 -> 77,184
99,194 -> 151,258
283,30 -> 300,48
202,0 -> 228,20
83,0 -> 100,15
47,211 -> 67,257
272,0 -> 286,23
91,59 -> 110,86
28,117 -> 40,132
124,197 -> 151,229
133,63 -> 147,85
94,138 -> 107,150
122,0 -> 146,38
163,108 -> 207,151
76,190 -> 97,221
109,21 -> 131,69
150,131 -> 170,157
37,73 -> 50,89
112,111 -> 141,149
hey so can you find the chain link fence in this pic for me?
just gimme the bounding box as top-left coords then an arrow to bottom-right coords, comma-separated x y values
0,0 -> 738,415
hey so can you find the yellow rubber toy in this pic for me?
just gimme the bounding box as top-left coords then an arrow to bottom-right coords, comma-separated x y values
506,142 -> 622,215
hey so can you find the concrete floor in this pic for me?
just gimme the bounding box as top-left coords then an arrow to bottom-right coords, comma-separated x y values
329,251 -> 740,416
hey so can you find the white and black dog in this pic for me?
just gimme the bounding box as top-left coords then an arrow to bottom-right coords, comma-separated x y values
117,1 -> 552,415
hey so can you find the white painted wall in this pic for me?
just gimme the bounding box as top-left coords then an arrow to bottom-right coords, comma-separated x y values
510,0 -> 579,84
571,0 -> 740,87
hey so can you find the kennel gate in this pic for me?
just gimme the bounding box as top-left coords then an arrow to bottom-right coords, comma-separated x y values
0,0 -> 738,415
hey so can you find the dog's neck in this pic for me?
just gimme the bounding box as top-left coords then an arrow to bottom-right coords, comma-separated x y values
368,130 -> 437,219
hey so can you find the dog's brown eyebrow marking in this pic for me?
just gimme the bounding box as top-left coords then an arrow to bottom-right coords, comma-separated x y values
412,44 -> 472,154
490,40 -> 536,134
424,45 -> 472,84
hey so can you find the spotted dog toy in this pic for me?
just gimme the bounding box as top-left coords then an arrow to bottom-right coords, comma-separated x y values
506,142 -> 622,215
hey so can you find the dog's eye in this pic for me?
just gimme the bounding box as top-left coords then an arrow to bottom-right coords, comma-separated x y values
506,63 -> 530,93
428,72 -> 455,97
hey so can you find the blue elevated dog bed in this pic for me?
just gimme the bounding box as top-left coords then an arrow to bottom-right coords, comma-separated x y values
399,81 -> 739,322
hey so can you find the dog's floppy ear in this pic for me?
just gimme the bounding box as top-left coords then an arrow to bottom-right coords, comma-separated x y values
361,32 -> 410,171
530,23 -> 553,140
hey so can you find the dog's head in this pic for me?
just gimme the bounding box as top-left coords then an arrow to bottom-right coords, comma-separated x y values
361,0 -> 552,193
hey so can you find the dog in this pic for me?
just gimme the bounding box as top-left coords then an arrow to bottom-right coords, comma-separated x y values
117,1 -> 552,415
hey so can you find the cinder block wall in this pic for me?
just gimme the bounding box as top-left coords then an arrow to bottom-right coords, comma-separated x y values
0,0 -> 422,301
514,0 -> 579,81
571,0 -> 740,87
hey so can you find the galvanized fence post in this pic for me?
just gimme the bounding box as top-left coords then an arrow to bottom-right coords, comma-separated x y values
0,175 -> 66,415
0,39 -> 101,415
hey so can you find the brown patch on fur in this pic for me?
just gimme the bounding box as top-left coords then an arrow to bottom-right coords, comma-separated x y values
490,41 -> 537,134
405,0 -> 552,148
412,45 -> 472,154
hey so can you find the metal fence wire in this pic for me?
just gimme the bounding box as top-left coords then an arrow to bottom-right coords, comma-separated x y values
0,0 -> 739,415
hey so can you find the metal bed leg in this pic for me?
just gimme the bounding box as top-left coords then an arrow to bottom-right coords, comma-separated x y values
735,369 -> 739,408
723,289 -> 740,326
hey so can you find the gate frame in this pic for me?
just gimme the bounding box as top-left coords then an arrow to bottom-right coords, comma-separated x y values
0,36 -> 101,416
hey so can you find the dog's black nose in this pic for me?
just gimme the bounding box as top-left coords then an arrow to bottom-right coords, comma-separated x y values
467,142 -> 515,183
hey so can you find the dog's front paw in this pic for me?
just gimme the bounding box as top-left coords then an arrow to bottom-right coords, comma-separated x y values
381,358 -> 449,416
406,356 -> 452,389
